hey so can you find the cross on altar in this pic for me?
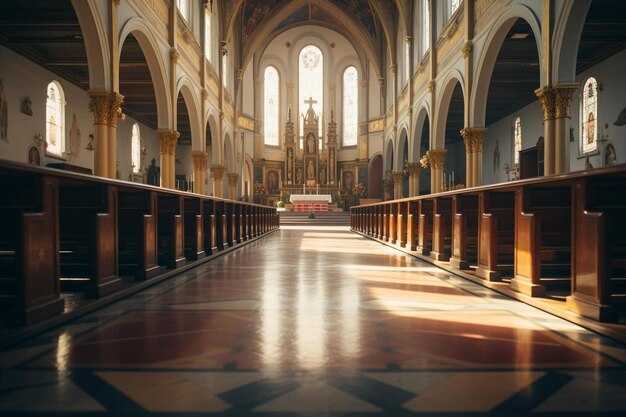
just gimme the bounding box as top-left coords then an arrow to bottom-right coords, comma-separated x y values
304,97 -> 317,108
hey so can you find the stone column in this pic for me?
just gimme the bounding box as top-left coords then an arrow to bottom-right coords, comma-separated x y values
210,164 -> 226,198
391,172 -> 404,200
157,130 -> 179,189
87,90 -> 111,178
429,149 -> 447,194
535,87 -> 557,176
106,92 -> 124,180
191,151 -> 208,194
554,84 -> 578,174
227,172 -> 239,200
460,127 -> 487,187
407,162 -> 421,196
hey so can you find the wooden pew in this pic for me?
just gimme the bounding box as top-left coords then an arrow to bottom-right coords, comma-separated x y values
202,200 -> 217,256
567,176 -> 626,321
235,204 -> 242,244
431,197 -> 452,261
215,201 -> 226,250
406,201 -> 418,251
450,194 -> 479,269
388,203 -> 397,245
416,199 -> 433,255
117,189 -> 161,281
0,171 -> 63,325
225,202 -> 235,248
184,197 -> 205,261
475,191 -> 515,281
511,186 -> 572,297
58,183 -> 121,298
397,202 -> 407,248
156,194 -> 186,269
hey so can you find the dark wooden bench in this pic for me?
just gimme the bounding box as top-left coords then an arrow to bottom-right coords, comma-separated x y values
431,197 -> 453,261
58,184 -> 120,298
417,199 -> 433,255
184,197 -> 205,261
450,194 -> 479,269
156,195 -> 186,269
118,189 -> 161,281
0,172 -> 63,325
475,191 -> 515,281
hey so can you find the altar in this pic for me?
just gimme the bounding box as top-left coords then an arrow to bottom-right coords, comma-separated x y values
289,194 -> 332,212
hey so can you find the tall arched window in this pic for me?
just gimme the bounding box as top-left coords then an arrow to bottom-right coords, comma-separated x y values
404,38 -> 410,84
131,123 -> 141,173
298,45 -> 323,149
449,0 -> 462,17
45,81 -> 65,156
264,66 -> 280,146
581,76 -> 598,154
177,0 -> 190,22
204,8 -> 212,62
421,0 -> 430,57
343,66 -> 358,147
513,116 -> 522,164
222,50 -> 228,88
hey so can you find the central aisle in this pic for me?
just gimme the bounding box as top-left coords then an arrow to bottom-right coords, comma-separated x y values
2,226 -> 626,416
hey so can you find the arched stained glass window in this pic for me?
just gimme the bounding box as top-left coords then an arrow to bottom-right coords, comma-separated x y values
513,116 -> 522,164
178,0 -> 190,22
132,123 -> 141,173
299,45 -> 323,149
264,66 -> 280,146
343,66 -> 358,147
205,9 -> 212,61
581,77 -> 598,154
421,0 -> 430,57
46,81 -> 64,156
449,0 -> 462,17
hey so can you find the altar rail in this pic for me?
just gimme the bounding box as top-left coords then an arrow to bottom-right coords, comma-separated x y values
0,159 -> 278,327
351,165 -> 626,323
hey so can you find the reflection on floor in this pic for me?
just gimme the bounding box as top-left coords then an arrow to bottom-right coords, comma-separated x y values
2,225 -> 626,416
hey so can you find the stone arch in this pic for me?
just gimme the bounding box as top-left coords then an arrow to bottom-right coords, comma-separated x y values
71,0 -> 109,89
434,69 -> 465,149
470,4 -> 543,127
384,135 -> 395,174
205,111 -> 220,164
553,0 -> 592,83
223,131 -> 235,171
368,153 -> 383,200
175,78 -> 202,151
396,125 -> 409,171
411,104 -> 430,162
119,18 -> 171,129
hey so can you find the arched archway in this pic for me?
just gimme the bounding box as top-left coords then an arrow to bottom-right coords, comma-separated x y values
223,132 -> 235,198
368,154 -> 383,200
413,106 -> 431,195
173,88 -> 196,191
397,128 -> 409,198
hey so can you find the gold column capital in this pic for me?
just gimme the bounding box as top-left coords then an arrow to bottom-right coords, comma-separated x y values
227,172 -> 239,186
191,151 -> 208,170
391,171 -> 404,185
87,90 -> 110,125
210,164 -> 226,180
407,162 -> 421,177
554,83 -> 579,119
535,86 -> 557,121
461,41 -> 473,59
428,149 -> 447,170
157,130 -> 179,155
106,92 -> 124,127
460,127 -> 488,153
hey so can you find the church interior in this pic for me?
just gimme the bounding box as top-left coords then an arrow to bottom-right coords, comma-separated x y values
1,0 -> 626,415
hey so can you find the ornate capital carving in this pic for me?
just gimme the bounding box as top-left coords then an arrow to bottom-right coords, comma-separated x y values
360,80 -> 369,88
227,172 -> 239,186
461,42 -> 473,59
389,64 -> 397,74
535,86 -> 557,121
391,171 -> 404,184
427,80 -> 435,94
157,130 -> 179,155
210,164 -> 226,180
202,89 -> 209,101
235,68 -> 243,80
428,149 -> 447,170
407,162 -> 421,177
87,90 -> 110,125
460,127 -> 488,153
554,83 -> 579,119
191,151 -> 208,171
106,92 -> 124,127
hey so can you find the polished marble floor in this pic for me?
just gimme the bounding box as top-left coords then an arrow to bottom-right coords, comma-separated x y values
2,225 -> 626,416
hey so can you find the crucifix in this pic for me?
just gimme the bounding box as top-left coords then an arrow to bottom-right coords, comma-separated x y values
304,96 -> 317,109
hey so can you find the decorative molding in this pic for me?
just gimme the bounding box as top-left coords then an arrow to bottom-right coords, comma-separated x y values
460,127 -> 488,153
170,48 -> 180,64
235,68 -> 243,80
462,42 -> 473,59
427,80 -> 435,94
407,162 -> 421,177
391,171 -> 404,184
191,151 -> 208,170
202,89 -> 209,101
157,130 -> 179,155
210,164 -> 226,180
368,118 -> 384,133
237,115 -> 256,132
554,83 -> 579,119
428,149 -> 447,170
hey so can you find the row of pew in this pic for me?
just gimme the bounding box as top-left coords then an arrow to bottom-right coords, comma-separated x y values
351,165 -> 626,322
0,160 -> 279,327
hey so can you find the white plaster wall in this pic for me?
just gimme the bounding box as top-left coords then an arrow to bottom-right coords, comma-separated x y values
0,45 -> 159,180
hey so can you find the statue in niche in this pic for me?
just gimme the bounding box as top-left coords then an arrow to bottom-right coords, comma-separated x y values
267,170 -> 278,194
0,79 -> 8,143
296,167 -> 303,184
68,114 -> 81,159
605,143 -> 617,167
319,167 -> 326,185
28,146 -> 41,166
493,139 -> 500,174
20,96 -> 32,116
307,133 -> 316,154
307,160 -> 315,178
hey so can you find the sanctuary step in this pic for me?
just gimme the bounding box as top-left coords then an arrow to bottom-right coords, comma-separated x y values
279,211 -> 351,227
